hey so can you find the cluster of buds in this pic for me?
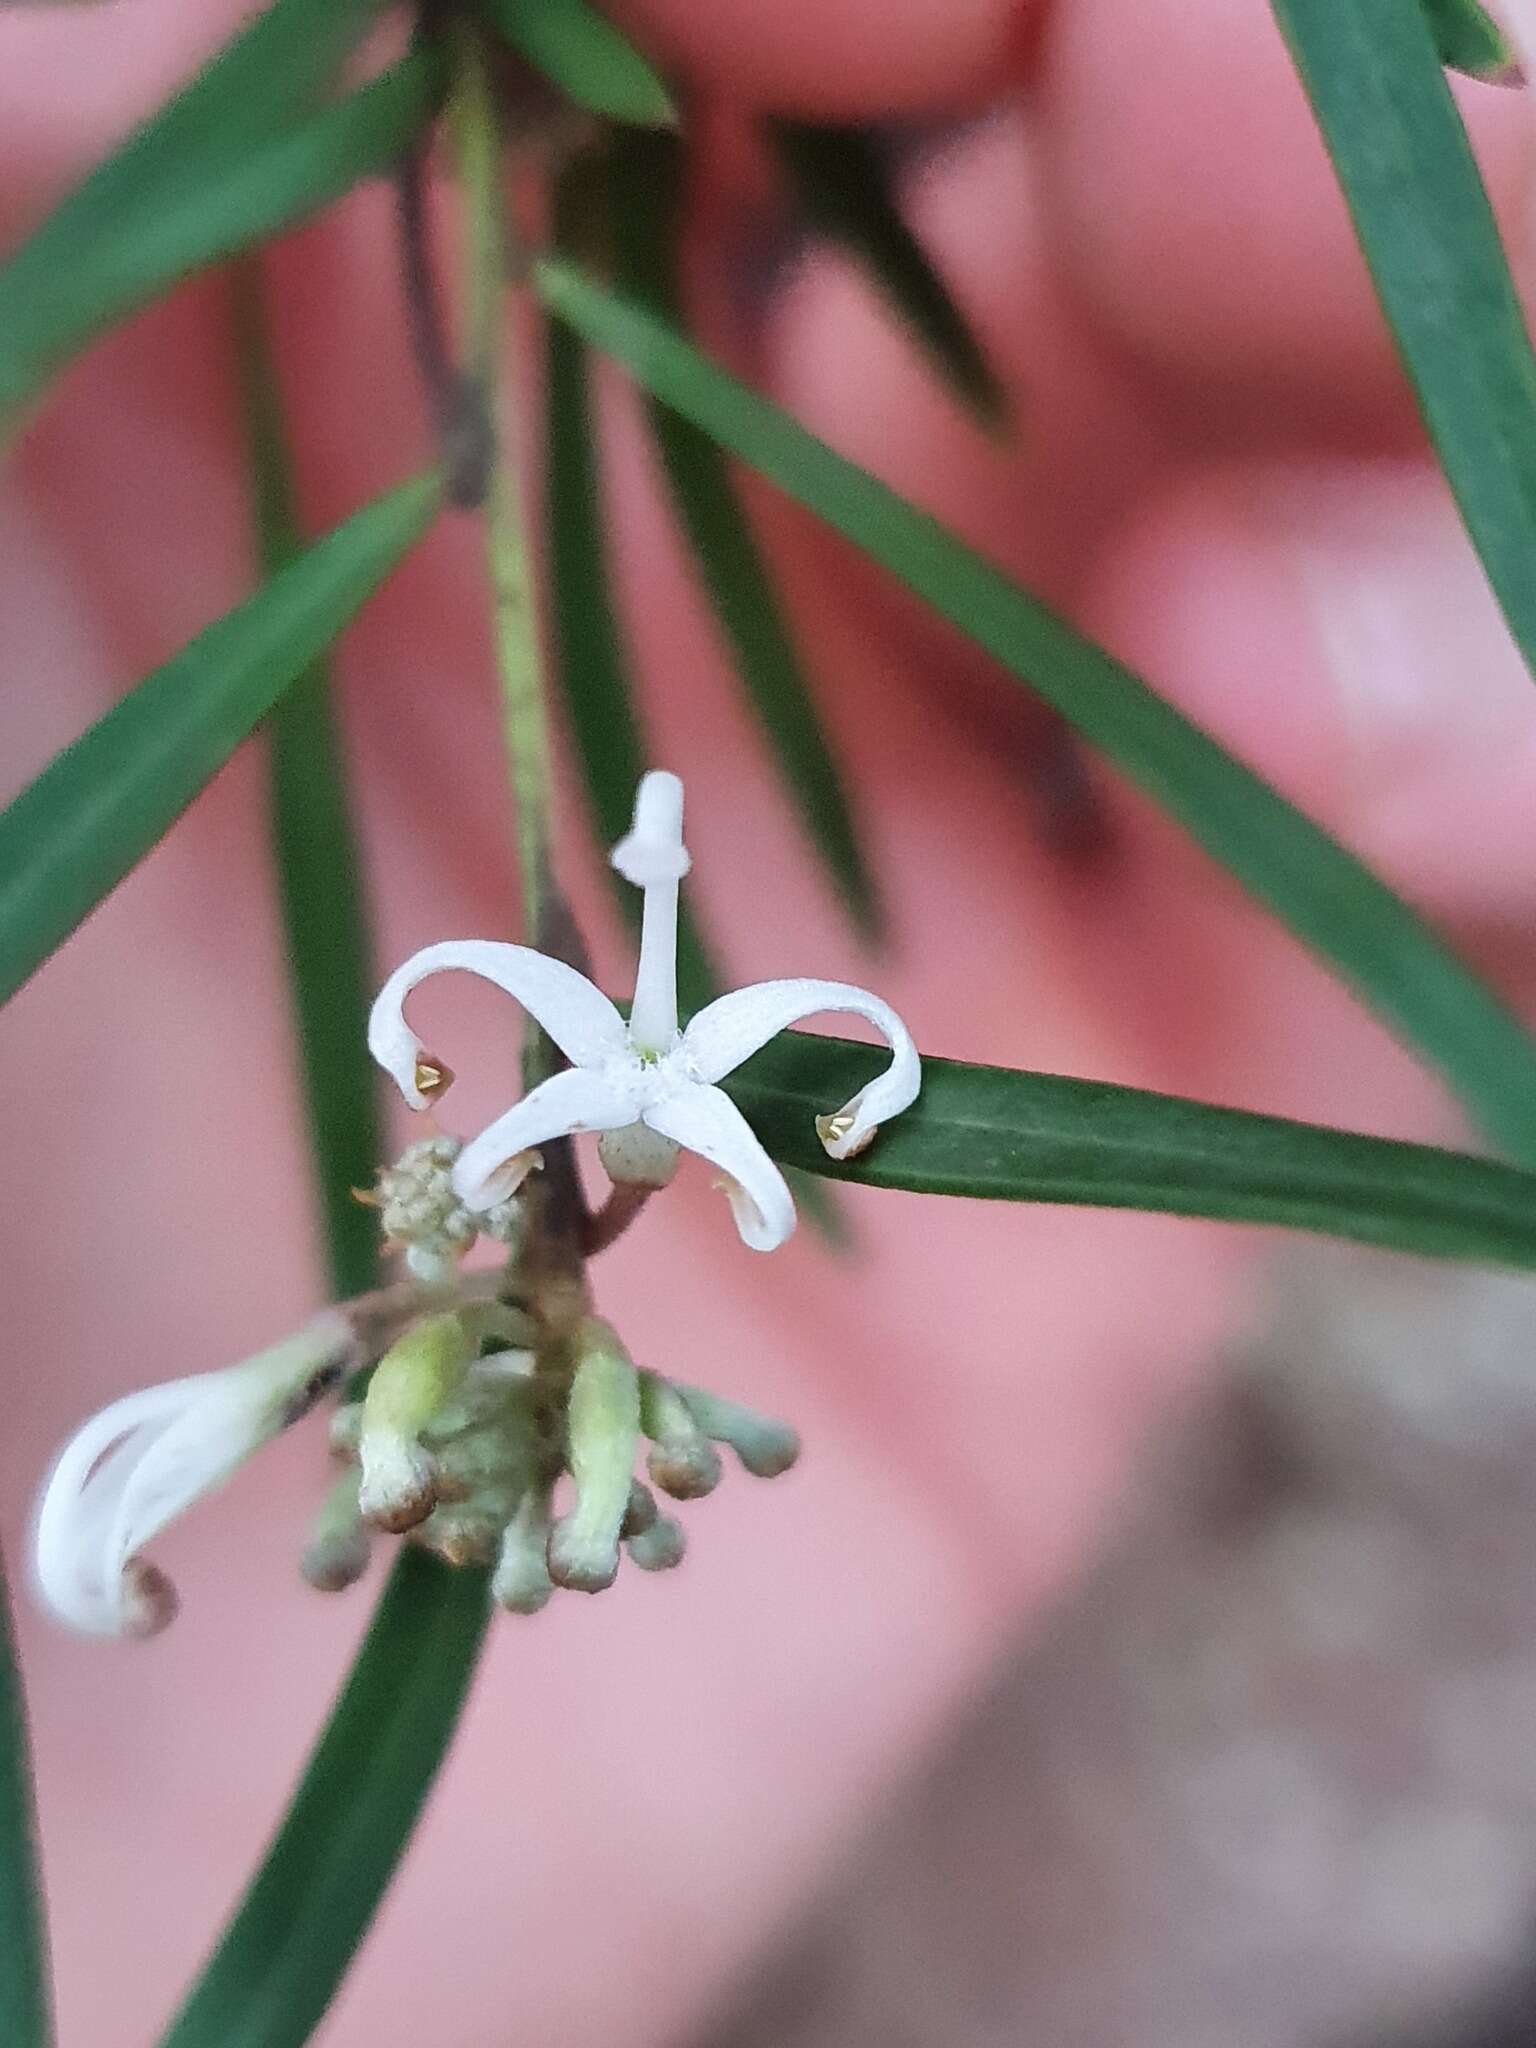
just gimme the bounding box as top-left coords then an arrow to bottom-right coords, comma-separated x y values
370,1134 -> 523,1287
301,1304 -> 798,1614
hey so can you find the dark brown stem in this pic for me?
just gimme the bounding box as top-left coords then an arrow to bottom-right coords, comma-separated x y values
392,140 -> 494,508
507,880 -> 598,1301
582,1183 -> 654,1257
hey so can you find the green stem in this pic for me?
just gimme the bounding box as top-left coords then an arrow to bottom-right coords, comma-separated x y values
451,26 -> 551,943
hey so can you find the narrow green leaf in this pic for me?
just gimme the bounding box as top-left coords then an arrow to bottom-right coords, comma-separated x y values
543,301 -> 844,1235
233,264 -> 382,1301
0,472 -> 440,1011
768,121 -> 1006,428
0,39 -> 442,421
0,1552 -> 52,2048
478,0 -> 674,126
728,1032 -> 1536,1271
611,131 -> 884,939
534,259 -> 1536,1168
1421,0 -> 1518,82
1271,0 -> 1536,691
158,1550 -> 489,2048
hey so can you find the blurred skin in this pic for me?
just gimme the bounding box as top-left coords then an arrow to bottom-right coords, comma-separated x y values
5,2 -> 1536,2044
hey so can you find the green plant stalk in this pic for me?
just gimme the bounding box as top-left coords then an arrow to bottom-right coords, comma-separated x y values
0,1551 -> 52,2048
534,259 -> 1536,1171
232,259 -> 381,1300
451,29 -> 551,942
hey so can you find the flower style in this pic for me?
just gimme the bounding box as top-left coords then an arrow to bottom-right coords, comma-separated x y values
33,1315 -> 353,1637
368,771 -> 921,1251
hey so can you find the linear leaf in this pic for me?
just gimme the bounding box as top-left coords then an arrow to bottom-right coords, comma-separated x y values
533,259 -> 1536,1168
233,264 -> 382,1301
0,39 -> 441,421
1272,0 -> 1536,692
479,0 -> 673,125
727,1032 -> 1536,1270
768,120 -> 1006,428
543,300 -> 844,1235
0,1551 -> 51,2048
158,1550 -> 488,2048
0,472 -> 440,1010
612,130 -> 884,939
1421,0 -> 1518,81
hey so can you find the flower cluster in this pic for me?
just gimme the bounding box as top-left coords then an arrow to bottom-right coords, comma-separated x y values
371,1134 -> 523,1286
30,772 -> 919,1637
308,1307 -> 799,1613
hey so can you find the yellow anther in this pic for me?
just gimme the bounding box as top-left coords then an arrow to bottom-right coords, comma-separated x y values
414,1054 -> 454,1101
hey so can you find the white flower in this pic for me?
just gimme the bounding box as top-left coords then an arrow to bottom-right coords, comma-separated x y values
368,771 -> 921,1251
33,1315 -> 353,1637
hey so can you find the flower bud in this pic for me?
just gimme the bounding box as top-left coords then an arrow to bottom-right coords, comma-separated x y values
493,1484 -> 555,1615
414,1487 -> 516,1569
639,1372 -> 722,1499
547,1320 -> 641,1593
300,1471 -> 372,1593
328,1402 -> 364,1460
675,1384 -> 800,1478
626,1516 -> 686,1573
358,1313 -> 473,1532
621,1478 -> 659,1537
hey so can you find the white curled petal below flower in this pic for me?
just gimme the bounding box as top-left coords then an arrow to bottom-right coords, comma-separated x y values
1495,0 -> 1535,85
642,1084 -> 798,1252
452,1065 -> 644,1211
32,1317 -> 351,1638
369,940 -> 628,1109
680,977 -> 922,1160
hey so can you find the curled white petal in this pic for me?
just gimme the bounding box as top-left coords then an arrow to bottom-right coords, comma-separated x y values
368,941 -> 627,1110
643,1082 -> 796,1252
33,1316 -> 351,1638
1493,0 -> 1534,82
681,977 -> 921,1158
452,1065 -> 645,1211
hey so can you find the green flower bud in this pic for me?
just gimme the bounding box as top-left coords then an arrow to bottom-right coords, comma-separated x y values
493,1482 -> 555,1615
548,1319 -> 641,1593
626,1516 -> 686,1573
621,1478 -> 659,1537
300,1470 -> 372,1592
639,1371 -> 722,1500
675,1384 -> 800,1478
358,1313 -> 473,1532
